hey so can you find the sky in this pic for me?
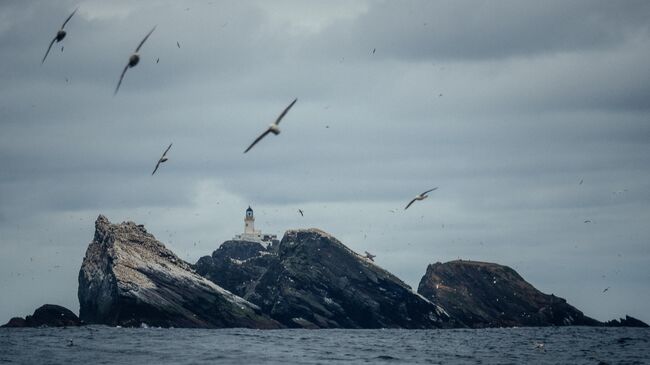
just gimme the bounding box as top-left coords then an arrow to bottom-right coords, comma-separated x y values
1,0 -> 649,324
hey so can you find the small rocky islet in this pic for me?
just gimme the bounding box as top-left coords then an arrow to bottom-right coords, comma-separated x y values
2,214 -> 647,329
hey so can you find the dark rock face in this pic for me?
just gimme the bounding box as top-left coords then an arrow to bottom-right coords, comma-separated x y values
605,315 -> 649,327
1,304 -> 81,327
417,260 -> 601,328
215,229 -> 457,329
77,215 -> 281,329
2,317 -> 27,327
194,240 -> 275,298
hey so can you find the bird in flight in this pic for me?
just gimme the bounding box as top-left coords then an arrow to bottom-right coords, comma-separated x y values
603,287 -> 610,293
42,8 -> 78,64
298,209 -> 304,217
584,220 -> 592,223
244,98 -> 297,153
114,26 -> 157,95
405,187 -> 438,210
177,41 -> 180,48
364,251 -> 376,262
152,143 -> 172,175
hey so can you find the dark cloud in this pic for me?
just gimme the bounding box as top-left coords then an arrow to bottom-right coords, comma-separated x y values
307,0 -> 650,61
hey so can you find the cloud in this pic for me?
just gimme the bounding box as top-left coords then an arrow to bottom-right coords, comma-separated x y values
305,0 -> 650,61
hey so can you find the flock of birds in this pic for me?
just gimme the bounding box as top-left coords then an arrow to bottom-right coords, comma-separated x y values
41,7 -> 440,215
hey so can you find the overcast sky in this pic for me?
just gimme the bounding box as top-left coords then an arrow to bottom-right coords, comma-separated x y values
1,0 -> 649,324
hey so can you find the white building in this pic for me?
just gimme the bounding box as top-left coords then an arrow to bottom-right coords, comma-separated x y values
233,206 -> 277,245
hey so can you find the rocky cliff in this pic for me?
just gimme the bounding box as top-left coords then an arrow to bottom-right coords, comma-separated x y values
77,215 -> 280,328
197,229 -> 458,329
417,260 -> 602,328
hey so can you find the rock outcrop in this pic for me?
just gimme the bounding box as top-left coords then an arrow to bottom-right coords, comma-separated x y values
194,240 -> 275,298
77,215 -> 280,328
605,315 -> 649,327
197,229 -> 458,329
417,260 -> 602,328
1,304 -> 81,327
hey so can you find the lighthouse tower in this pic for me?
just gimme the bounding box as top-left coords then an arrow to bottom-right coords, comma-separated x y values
233,206 -> 277,246
244,206 -> 255,234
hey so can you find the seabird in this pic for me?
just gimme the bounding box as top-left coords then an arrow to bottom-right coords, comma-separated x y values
404,187 -> 438,210
244,98 -> 298,153
364,251 -> 376,262
584,220 -> 592,223
603,287 -> 610,293
42,8 -> 78,64
177,41 -> 180,48
152,143 -> 172,175
579,179 -> 583,185
114,26 -> 157,95
298,209 -> 304,217
372,48 -> 376,54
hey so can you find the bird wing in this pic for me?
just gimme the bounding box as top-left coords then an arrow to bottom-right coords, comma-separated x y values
421,187 -> 438,196
114,64 -> 129,95
244,129 -> 271,153
61,8 -> 78,29
135,26 -> 157,52
152,160 -> 161,175
274,98 -> 298,125
161,143 -> 173,158
42,37 -> 57,64
404,198 -> 417,210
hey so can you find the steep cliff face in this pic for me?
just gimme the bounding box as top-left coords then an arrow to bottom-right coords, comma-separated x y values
78,215 -> 280,328
417,260 -> 601,328
237,229 -> 456,329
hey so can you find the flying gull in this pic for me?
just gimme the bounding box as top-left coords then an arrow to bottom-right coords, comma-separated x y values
42,8 -> 78,64
114,26 -> 157,95
364,251 -> 376,262
152,143 -> 172,175
298,209 -> 304,217
244,98 -> 297,153
404,187 -> 438,210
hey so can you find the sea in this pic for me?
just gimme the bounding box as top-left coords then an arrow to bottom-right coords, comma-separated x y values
1,326 -> 648,364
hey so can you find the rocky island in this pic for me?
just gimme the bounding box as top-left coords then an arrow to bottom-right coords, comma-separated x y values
417,260 -> 602,328
77,215 -> 280,328
1,304 -> 82,328
196,229 -> 457,328
2,212 -> 647,329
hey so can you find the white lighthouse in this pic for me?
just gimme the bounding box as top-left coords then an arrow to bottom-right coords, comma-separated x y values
244,206 -> 256,234
233,206 -> 277,246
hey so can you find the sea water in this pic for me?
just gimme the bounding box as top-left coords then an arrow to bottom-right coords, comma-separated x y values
1,326 -> 648,364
